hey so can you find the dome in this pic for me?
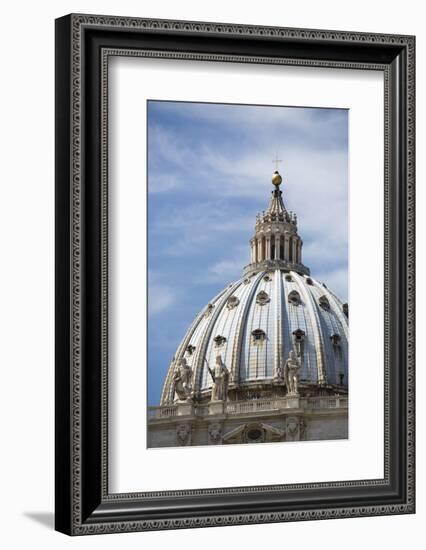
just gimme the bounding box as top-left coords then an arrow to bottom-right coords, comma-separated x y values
160,170 -> 348,405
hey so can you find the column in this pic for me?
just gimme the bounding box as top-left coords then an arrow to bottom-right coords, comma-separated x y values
274,235 -> 279,259
284,236 -> 290,261
266,236 -> 271,260
292,239 -> 297,263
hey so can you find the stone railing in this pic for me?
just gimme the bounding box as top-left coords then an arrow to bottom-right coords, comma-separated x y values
243,258 -> 310,277
148,405 -> 178,419
148,396 -> 347,420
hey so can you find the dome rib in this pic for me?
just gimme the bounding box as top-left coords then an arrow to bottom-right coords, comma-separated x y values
192,280 -> 242,395
230,271 -> 265,386
292,272 -> 327,385
273,270 -> 284,380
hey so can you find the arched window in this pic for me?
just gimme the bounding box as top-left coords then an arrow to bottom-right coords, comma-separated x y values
204,303 -> 214,317
213,335 -> 227,347
271,235 -> 275,260
256,290 -> 270,305
293,329 -> 305,342
288,237 -> 293,262
186,344 -> 196,356
288,290 -> 301,306
330,333 -> 341,347
319,295 -> 330,311
280,236 -> 284,259
251,329 -> 266,344
343,303 -> 349,318
226,296 -> 240,310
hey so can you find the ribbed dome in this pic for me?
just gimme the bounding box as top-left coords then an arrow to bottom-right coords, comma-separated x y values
160,170 -> 348,405
160,269 -> 348,404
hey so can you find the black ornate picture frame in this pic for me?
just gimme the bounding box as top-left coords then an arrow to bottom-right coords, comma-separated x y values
55,14 -> 415,535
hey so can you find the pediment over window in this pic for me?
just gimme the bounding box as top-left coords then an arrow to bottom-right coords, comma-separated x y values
256,290 -> 270,305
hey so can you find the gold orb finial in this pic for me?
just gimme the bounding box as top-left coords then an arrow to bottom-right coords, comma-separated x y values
272,170 -> 282,187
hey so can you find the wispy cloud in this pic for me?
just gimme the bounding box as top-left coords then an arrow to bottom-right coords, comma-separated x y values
148,281 -> 176,315
147,100 -> 348,405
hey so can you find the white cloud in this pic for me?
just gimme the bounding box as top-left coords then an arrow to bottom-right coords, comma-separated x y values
201,246 -> 249,284
148,282 -> 176,315
148,102 -> 348,299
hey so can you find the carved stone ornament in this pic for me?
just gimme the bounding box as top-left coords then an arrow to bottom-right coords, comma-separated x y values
208,423 -> 223,445
223,422 -> 285,444
176,423 -> 192,446
285,416 -> 306,441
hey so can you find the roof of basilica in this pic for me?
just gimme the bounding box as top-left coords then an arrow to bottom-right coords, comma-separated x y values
160,170 -> 348,405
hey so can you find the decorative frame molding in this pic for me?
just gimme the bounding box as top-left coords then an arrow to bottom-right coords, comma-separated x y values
55,14 -> 415,535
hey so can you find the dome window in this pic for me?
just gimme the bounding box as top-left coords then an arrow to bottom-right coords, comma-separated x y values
330,334 -> 341,347
243,277 -> 251,285
256,290 -> 270,305
288,290 -> 301,306
204,303 -> 215,317
227,296 -> 240,310
306,277 -> 313,286
319,295 -> 330,311
251,329 -> 266,344
186,344 -> 196,356
213,335 -> 227,347
292,329 -> 305,342
285,274 -> 293,282
343,303 -> 349,318
263,272 -> 273,282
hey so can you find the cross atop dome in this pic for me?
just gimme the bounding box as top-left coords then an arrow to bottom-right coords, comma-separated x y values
272,152 -> 282,171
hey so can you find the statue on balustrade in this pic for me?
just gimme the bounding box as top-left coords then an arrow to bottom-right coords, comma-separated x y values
172,357 -> 193,402
207,355 -> 230,402
284,350 -> 301,396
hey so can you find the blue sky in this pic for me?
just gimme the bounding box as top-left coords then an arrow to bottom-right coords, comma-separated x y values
147,100 -> 348,406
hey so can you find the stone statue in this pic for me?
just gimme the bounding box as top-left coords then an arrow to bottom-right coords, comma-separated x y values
208,355 -> 229,402
284,350 -> 301,396
172,357 -> 193,402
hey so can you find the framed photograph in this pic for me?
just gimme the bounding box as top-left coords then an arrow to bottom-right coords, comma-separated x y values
55,14 -> 415,535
